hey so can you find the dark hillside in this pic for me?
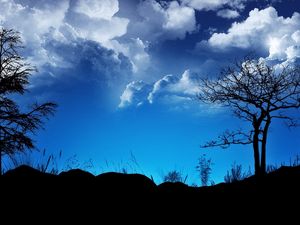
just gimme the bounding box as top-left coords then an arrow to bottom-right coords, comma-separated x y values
2,165 -> 300,219
3,165 -> 300,197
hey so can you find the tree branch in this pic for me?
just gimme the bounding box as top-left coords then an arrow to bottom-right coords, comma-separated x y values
201,129 -> 253,149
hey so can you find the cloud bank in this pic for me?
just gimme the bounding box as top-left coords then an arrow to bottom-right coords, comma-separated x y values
128,0 -> 197,42
199,7 -> 300,61
0,0 -> 149,74
181,0 -> 246,11
119,70 -> 201,108
2,0 -> 299,112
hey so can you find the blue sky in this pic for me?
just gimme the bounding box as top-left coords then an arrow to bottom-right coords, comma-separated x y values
1,0 -> 300,184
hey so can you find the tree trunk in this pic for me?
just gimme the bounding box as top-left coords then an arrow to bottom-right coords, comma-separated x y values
261,116 -> 271,175
0,154 -> 2,175
253,128 -> 261,177
0,133 -> 2,174
0,132 -> 2,174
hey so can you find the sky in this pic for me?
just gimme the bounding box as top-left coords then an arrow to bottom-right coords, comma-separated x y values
1,0 -> 300,184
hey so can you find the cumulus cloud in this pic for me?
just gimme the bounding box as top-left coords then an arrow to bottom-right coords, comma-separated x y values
0,0 -> 68,36
148,70 -> 201,103
131,0 -> 197,41
118,81 -> 151,108
67,0 -> 151,73
73,0 -> 119,20
0,0 -> 69,66
0,0 -> 152,74
148,74 -> 179,104
109,38 -> 150,73
198,7 -> 300,61
31,38 -> 133,86
286,46 -> 300,60
119,70 -> 201,108
118,70 -> 223,114
292,30 -> 300,43
217,9 -> 240,19
67,0 -> 129,46
163,1 -> 196,33
27,38 -> 134,113
180,0 -> 246,11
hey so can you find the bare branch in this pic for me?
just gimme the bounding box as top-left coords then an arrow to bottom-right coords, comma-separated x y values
271,114 -> 299,128
201,129 -> 253,149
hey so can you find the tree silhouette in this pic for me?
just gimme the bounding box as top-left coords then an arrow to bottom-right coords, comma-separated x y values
0,28 -> 57,173
198,57 -> 300,176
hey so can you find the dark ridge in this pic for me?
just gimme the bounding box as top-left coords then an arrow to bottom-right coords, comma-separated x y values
2,165 -> 300,198
96,172 -> 157,192
157,181 -> 192,193
59,169 -> 95,178
3,165 -> 54,177
2,165 -> 300,217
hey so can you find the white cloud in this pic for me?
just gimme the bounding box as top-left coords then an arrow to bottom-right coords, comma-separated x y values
118,70 -> 223,114
0,1 -> 68,37
134,0 -> 197,41
109,38 -> 150,73
119,70 -> 201,108
217,9 -> 240,19
0,1 -> 62,40
118,80 -> 150,108
73,0 -> 119,20
0,0 -> 70,67
0,0 -> 154,73
267,35 -> 293,59
200,7 -> 300,60
68,1 -> 129,45
148,74 -> 179,103
180,0 -> 246,11
163,1 -> 196,34
148,70 -> 201,103
286,46 -> 300,60
292,30 -> 300,44
128,38 -> 150,73
173,70 -> 201,95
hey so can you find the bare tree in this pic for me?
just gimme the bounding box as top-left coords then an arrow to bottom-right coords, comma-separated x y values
198,57 -> 300,176
0,28 -> 57,173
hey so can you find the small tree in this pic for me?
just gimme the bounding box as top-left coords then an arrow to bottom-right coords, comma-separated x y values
196,154 -> 213,186
199,57 -> 300,176
163,170 -> 188,183
0,28 -> 57,173
224,162 -> 251,183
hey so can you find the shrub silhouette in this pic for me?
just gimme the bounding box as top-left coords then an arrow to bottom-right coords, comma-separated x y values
163,170 -> 188,183
3,149 -> 62,174
224,162 -> 251,183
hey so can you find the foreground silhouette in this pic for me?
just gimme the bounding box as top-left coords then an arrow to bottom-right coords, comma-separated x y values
3,165 -> 300,197
2,165 -> 299,219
